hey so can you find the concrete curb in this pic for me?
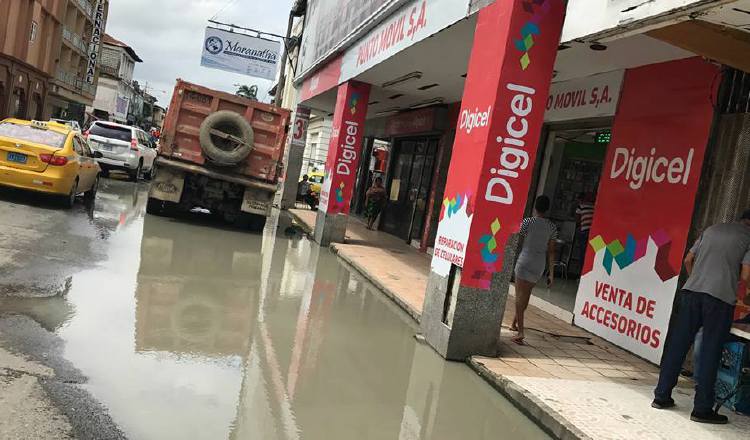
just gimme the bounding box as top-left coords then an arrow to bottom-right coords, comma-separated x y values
286,210 -> 314,234
284,208 -> 586,440
468,358 -> 590,440
330,244 -> 423,324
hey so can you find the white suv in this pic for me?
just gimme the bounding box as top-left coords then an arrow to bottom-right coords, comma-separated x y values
86,121 -> 157,181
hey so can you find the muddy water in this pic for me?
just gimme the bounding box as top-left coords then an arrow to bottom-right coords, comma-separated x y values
4,182 -> 549,440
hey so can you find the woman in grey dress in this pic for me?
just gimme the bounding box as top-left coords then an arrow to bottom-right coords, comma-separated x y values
511,195 -> 558,344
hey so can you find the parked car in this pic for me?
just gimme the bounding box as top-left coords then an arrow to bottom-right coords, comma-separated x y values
0,118 -> 102,208
85,121 -> 157,181
50,118 -> 82,133
147,80 -> 290,230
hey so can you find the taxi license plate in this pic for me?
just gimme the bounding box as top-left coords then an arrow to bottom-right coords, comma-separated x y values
7,152 -> 27,164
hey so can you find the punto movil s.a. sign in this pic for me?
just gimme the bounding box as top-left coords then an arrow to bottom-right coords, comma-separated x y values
200,27 -> 282,81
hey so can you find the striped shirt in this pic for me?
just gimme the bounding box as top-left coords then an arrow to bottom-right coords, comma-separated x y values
519,217 -> 559,255
576,202 -> 595,232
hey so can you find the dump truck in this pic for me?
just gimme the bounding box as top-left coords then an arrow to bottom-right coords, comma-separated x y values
147,80 -> 290,229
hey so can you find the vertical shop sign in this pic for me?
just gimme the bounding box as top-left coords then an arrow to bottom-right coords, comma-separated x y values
431,0 -> 566,289
573,58 -> 719,364
318,81 -> 371,215
291,106 -> 311,148
86,0 -> 106,84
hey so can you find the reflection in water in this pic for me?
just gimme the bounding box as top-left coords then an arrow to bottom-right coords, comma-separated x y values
135,216 -> 260,358
50,197 -> 548,439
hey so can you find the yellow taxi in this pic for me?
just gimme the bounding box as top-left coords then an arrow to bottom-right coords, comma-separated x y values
308,170 -> 325,194
0,118 -> 102,208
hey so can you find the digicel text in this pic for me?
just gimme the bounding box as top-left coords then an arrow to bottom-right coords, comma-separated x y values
610,147 -> 694,190
485,83 -> 536,205
335,121 -> 359,176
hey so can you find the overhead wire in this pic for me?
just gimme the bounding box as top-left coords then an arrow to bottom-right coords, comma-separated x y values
210,0 -> 239,21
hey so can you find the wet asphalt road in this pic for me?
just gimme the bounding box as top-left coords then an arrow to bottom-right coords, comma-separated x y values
0,179 -> 549,440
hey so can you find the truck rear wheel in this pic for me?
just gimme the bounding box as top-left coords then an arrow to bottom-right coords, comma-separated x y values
235,213 -> 266,232
146,197 -> 177,216
198,111 -> 254,165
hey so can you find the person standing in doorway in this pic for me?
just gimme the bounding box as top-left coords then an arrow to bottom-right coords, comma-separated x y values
653,209 -> 750,424
511,195 -> 558,345
364,177 -> 387,230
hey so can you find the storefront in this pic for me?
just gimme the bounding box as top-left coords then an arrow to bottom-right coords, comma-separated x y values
523,70 -> 624,317
0,55 -> 48,120
293,0 -> 750,366
345,105 -> 457,249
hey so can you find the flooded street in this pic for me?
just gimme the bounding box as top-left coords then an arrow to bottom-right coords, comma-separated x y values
0,180 -> 548,440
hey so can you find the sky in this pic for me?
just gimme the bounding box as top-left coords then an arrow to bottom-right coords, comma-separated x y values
105,0 -> 294,106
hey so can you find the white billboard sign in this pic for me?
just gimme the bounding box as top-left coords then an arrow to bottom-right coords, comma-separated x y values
201,27 -> 282,81
544,70 -> 624,122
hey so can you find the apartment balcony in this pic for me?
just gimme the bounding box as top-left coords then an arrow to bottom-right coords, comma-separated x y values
98,63 -> 121,79
62,27 -> 89,55
72,0 -> 94,19
54,68 -> 97,100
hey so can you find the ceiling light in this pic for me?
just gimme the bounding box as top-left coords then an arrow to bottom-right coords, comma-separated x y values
589,43 -> 607,51
409,97 -> 444,110
382,71 -> 423,89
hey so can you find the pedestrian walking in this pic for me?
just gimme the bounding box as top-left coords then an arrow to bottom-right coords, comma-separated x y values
575,192 -> 595,262
364,177 -> 387,230
652,209 -> 750,424
511,195 -> 558,345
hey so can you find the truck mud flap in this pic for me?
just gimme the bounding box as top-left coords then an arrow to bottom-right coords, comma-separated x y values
241,188 -> 272,216
149,167 -> 185,203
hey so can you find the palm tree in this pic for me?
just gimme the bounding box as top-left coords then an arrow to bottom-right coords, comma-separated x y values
236,85 -> 258,101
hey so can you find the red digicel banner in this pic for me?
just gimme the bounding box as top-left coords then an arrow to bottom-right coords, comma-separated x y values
573,58 -> 719,363
430,0 -> 566,288
318,81 -> 371,215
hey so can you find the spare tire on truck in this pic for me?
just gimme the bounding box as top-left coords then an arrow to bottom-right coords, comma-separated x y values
198,110 -> 255,165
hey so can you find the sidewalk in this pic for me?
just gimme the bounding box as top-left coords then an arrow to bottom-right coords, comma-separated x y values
287,208 -> 750,439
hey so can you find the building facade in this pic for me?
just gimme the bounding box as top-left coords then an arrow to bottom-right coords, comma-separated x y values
88,33 -> 142,124
0,0 -> 65,120
289,0 -> 750,362
47,0 -> 109,125
0,0 -> 110,123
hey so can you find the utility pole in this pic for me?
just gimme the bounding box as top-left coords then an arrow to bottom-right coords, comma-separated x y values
275,0 -> 306,106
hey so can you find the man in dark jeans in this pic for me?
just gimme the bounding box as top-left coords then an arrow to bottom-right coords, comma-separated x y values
653,209 -> 750,424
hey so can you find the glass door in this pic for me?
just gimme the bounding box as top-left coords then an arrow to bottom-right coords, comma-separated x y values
408,139 -> 438,243
381,138 -> 439,243
381,141 -> 416,239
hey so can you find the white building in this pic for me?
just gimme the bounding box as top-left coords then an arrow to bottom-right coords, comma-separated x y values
301,114 -> 332,176
88,33 -> 142,124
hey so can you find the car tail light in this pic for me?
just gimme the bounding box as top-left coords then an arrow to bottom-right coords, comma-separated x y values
40,154 -> 68,166
131,138 -> 138,151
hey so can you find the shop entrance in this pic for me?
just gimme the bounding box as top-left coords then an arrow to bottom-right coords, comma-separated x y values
528,126 -> 611,316
381,137 -> 439,243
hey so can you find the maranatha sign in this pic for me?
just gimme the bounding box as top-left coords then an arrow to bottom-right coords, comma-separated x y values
201,27 -> 281,81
